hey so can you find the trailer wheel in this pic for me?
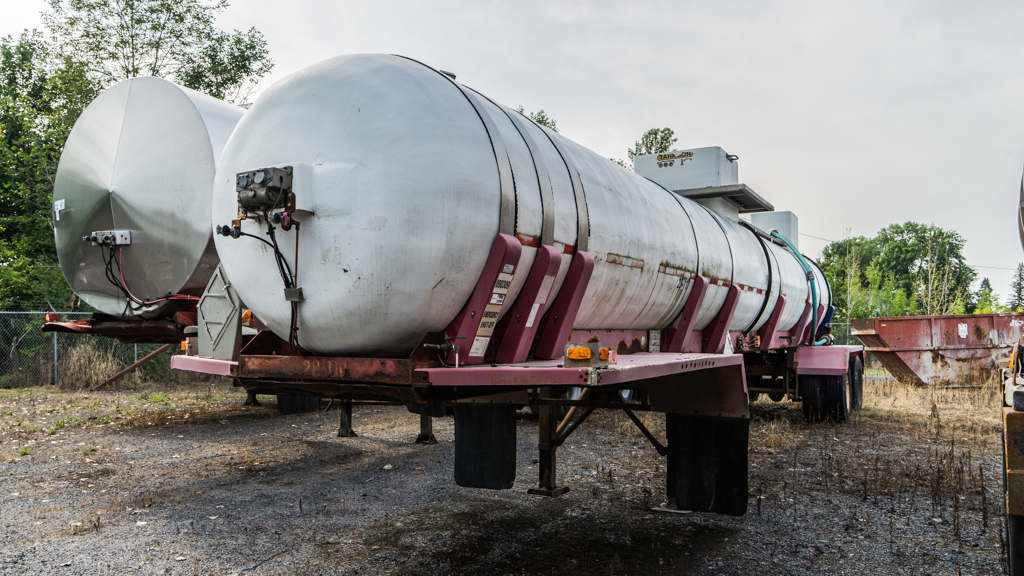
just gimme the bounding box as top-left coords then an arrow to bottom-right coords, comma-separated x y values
849,355 -> 864,410
1010,515 -> 1024,575
619,389 -> 638,403
559,387 -> 585,418
1005,425 -> 1024,575
824,374 -> 852,424
800,375 -> 825,423
768,392 -> 785,402
277,393 -> 320,415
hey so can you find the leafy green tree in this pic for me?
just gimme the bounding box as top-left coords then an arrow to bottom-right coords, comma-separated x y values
515,106 -> 558,133
975,277 -> 1009,314
0,32 -> 98,310
627,128 -> 677,161
1010,264 -> 1024,312
45,0 -> 272,104
873,222 -> 975,309
818,222 -> 976,320
819,235 -> 880,321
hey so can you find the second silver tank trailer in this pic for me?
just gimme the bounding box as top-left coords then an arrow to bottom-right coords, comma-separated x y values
42,77 -> 244,343
172,54 -> 864,515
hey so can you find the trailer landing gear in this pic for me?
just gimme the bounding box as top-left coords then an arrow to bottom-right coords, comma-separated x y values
527,403 -> 572,497
337,401 -> 357,438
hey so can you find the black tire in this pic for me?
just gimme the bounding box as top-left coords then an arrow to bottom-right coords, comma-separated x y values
748,390 -> 760,403
1006,431 -> 1024,575
1010,515 -> 1024,575
559,387 -> 584,418
768,391 -> 785,402
849,355 -> 864,410
277,393 -> 320,415
801,375 -> 825,423
824,374 -> 852,424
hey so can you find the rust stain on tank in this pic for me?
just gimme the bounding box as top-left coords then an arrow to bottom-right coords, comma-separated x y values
617,338 -> 644,355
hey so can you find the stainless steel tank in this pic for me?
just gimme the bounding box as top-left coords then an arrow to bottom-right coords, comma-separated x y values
212,54 -> 830,356
53,77 -> 244,318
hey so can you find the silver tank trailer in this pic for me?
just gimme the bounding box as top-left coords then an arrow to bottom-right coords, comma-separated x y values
212,54 -> 830,356
53,77 -> 244,318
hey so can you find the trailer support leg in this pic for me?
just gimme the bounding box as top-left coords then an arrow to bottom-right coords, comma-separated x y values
416,412 -> 437,444
244,391 -> 261,406
528,404 -> 570,497
337,401 -> 357,438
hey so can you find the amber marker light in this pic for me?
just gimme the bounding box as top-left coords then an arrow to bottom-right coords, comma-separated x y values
566,347 -> 592,360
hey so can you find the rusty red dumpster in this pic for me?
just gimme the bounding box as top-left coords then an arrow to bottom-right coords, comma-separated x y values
851,314 -> 1024,384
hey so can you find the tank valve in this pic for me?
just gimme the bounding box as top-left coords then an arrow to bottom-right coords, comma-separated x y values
216,224 -> 242,239
236,166 -> 293,211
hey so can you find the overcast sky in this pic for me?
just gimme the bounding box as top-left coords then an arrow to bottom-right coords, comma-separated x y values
5,0 -> 1024,299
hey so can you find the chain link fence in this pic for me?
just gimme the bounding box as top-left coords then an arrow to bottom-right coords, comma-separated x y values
0,311 -> 220,389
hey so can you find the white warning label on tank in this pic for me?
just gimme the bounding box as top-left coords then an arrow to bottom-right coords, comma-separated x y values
469,336 -> 490,357
502,264 -> 515,274
53,199 -> 65,221
476,304 -> 503,336
525,303 -> 541,328
489,293 -> 505,305
537,274 -> 555,305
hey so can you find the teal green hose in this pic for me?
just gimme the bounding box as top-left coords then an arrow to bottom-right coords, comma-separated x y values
771,231 -> 824,346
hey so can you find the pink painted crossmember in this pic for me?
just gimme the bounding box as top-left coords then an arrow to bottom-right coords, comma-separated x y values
170,355 -> 237,376
415,352 -> 744,387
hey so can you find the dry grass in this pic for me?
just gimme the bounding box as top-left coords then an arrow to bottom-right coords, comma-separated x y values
746,374 -> 1004,554
617,410 -> 666,439
55,340 -> 122,390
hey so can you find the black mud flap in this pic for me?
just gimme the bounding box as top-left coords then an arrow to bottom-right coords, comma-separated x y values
666,414 -> 749,516
277,393 -> 320,415
454,404 -> 516,489
406,401 -> 447,417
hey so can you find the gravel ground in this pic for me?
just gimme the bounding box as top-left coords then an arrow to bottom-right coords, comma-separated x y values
0,378 -> 1010,575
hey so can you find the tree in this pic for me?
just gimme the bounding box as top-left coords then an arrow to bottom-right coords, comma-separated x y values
1010,264 -> 1024,312
818,222 -> 977,320
975,278 -> 1009,314
0,32 -> 98,310
44,0 -> 272,105
515,106 -> 557,133
627,127 -> 677,161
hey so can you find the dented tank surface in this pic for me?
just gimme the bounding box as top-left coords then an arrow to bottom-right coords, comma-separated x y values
53,77 -> 244,319
213,54 -> 830,356
852,313 -> 1024,384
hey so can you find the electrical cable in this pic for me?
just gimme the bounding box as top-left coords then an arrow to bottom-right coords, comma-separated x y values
99,244 -> 198,315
